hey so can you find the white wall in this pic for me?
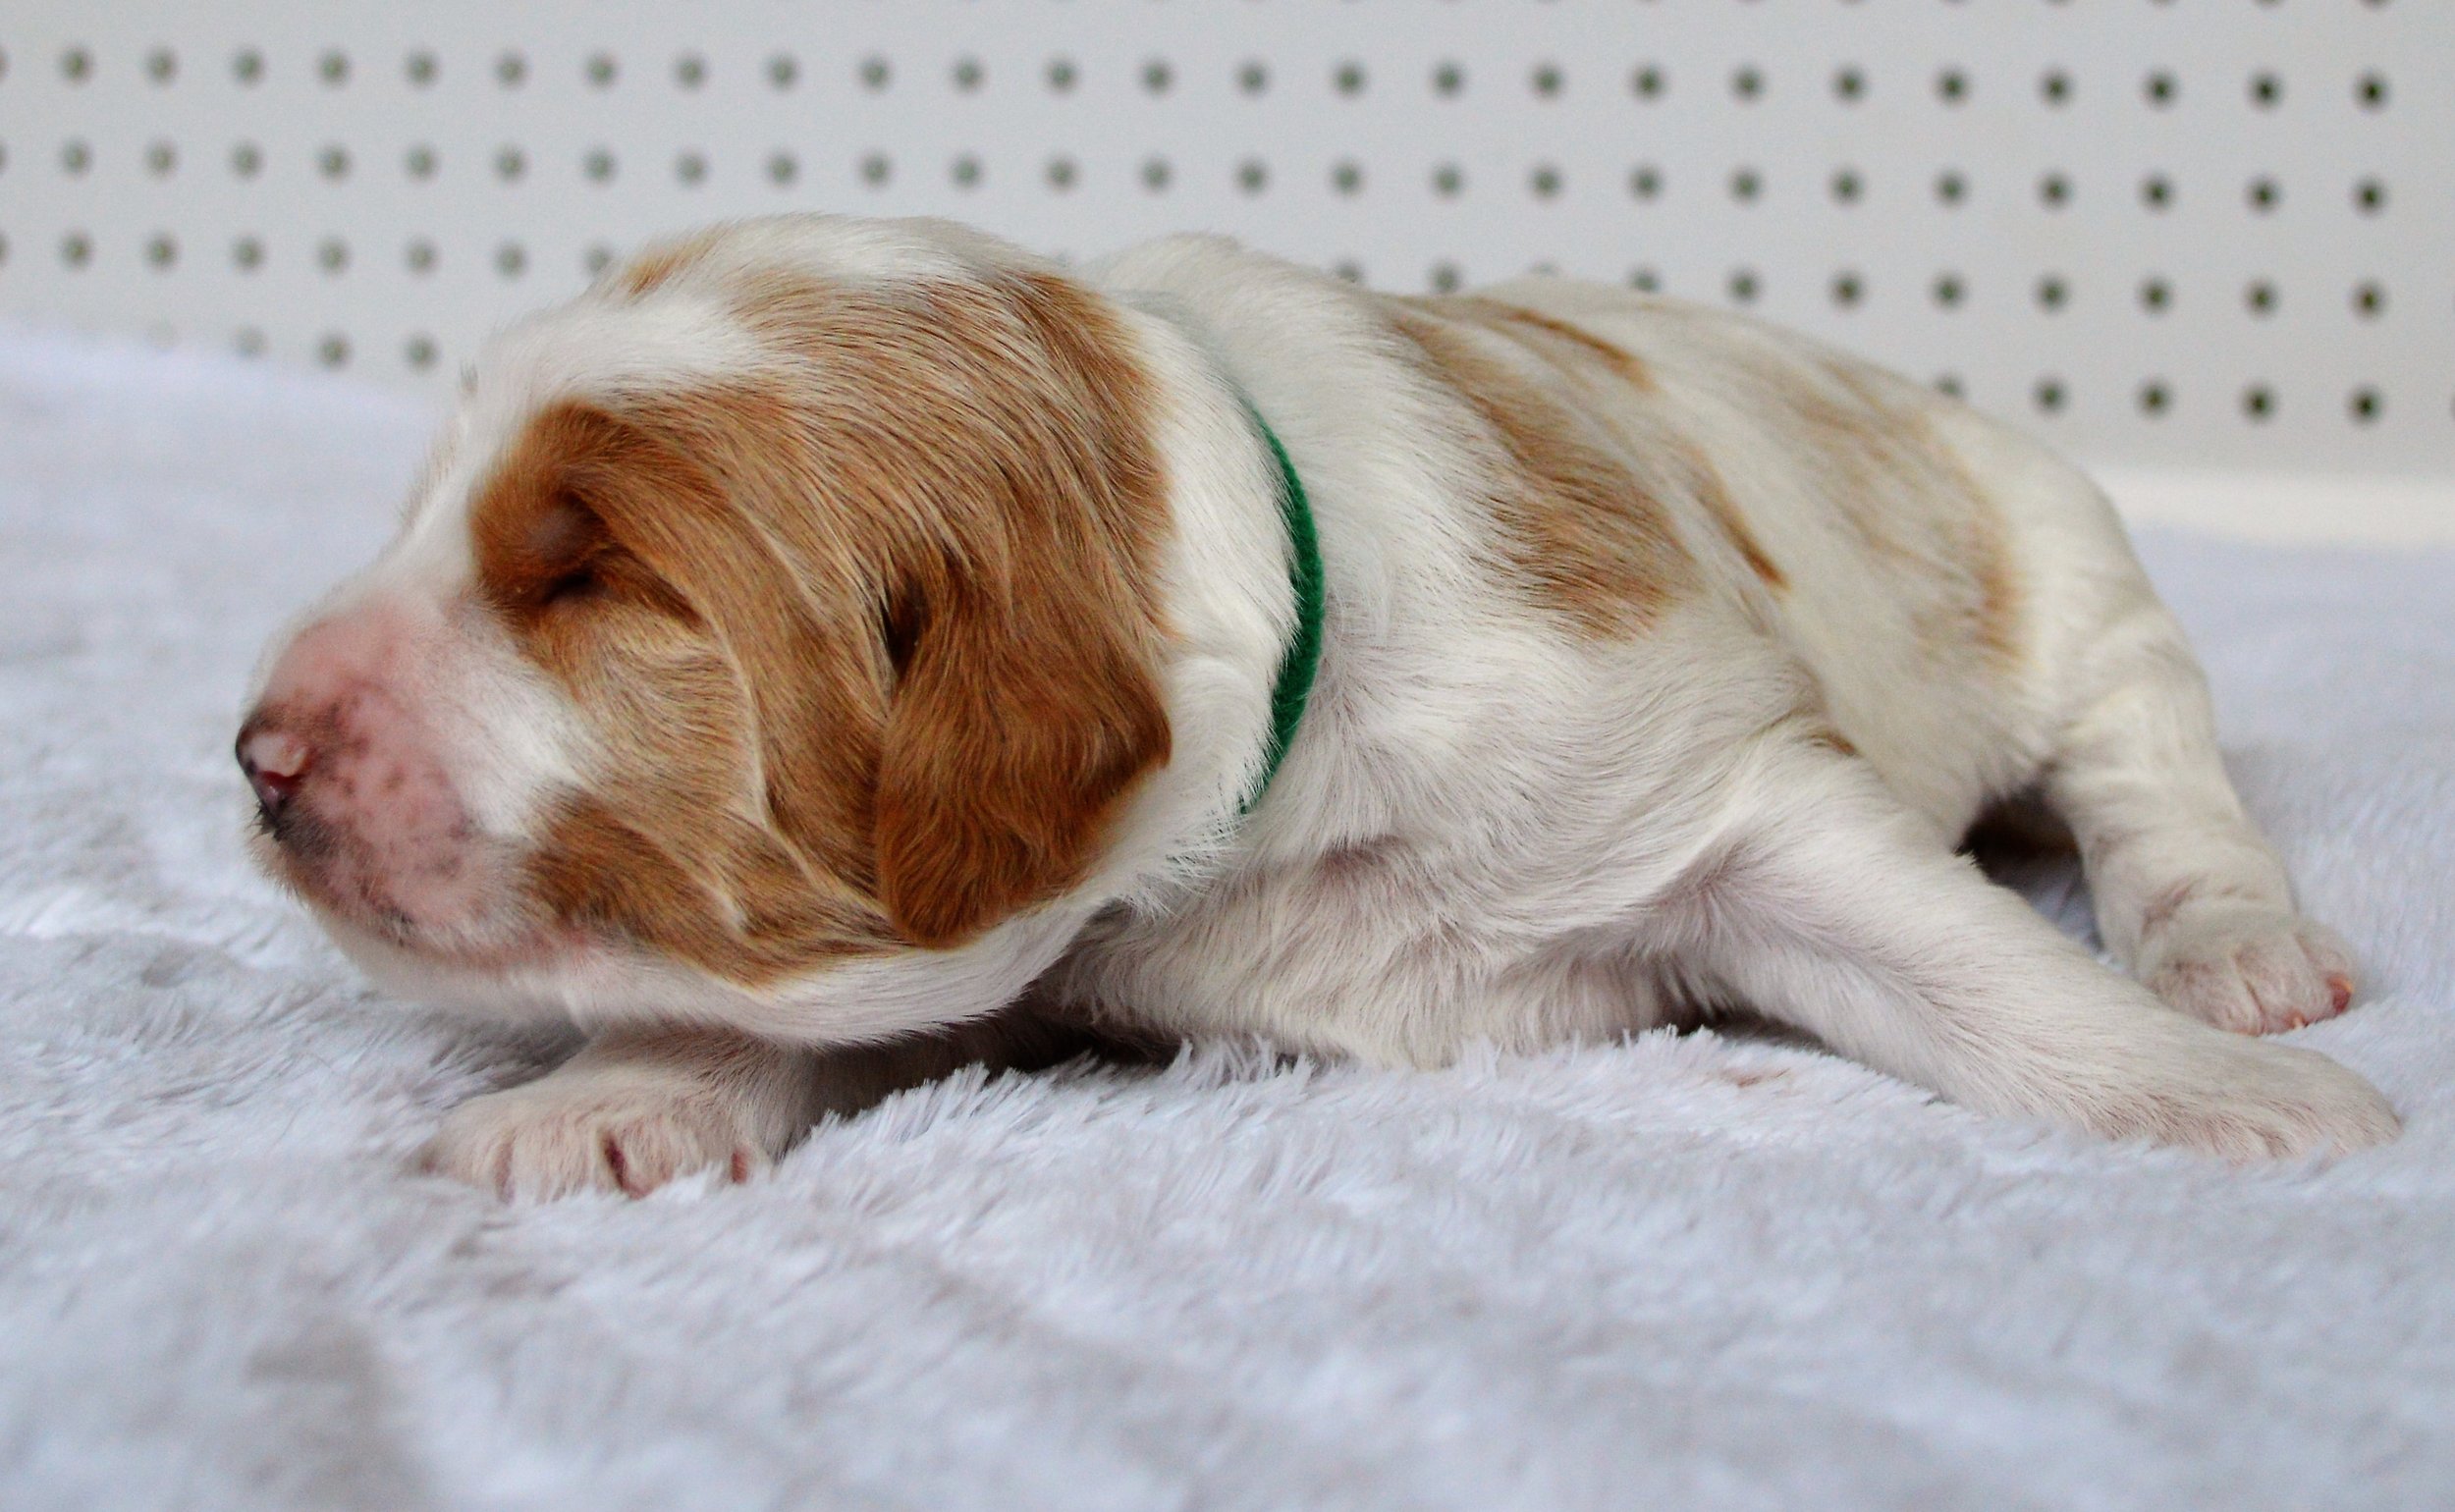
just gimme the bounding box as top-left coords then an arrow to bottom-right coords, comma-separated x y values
2,1 -> 2447,532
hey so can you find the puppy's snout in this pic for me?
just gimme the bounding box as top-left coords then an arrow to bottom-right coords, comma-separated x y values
238,723 -> 311,824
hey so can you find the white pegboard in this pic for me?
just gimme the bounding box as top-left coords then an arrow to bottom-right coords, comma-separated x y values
0,0 -> 2448,474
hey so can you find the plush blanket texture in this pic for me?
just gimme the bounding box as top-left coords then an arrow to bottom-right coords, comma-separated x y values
3,327 -> 2451,1512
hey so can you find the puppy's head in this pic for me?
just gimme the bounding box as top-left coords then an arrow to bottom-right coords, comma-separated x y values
238,217 -> 1172,1031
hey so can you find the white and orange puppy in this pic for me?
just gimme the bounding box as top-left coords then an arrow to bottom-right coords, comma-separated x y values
239,215 -> 2394,1199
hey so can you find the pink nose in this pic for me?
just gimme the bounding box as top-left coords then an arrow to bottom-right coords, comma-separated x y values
237,725 -> 312,822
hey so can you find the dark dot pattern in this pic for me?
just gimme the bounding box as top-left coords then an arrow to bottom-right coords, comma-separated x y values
0,26 -> 2435,464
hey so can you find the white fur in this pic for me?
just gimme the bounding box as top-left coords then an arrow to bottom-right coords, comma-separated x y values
252,216 -> 2395,1195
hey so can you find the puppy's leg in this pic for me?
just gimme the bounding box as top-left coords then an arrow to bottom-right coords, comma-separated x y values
1677,736 -> 2395,1159
2044,603 -> 2354,1033
421,1015 -> 1073,1201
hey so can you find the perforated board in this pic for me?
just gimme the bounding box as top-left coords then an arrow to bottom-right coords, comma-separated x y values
1,0 -> 2448,474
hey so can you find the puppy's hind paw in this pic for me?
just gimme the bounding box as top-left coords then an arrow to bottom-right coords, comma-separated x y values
2084,1031 -> 2399,1162
2140,903 -> 2358,1036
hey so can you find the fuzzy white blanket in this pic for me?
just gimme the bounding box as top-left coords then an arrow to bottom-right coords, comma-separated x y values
3,328 -> 2451,1512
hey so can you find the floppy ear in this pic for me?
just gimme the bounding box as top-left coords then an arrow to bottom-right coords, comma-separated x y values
872,568 -> 1171,946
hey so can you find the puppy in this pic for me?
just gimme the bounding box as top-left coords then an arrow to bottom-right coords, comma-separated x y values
239,215 -> 2396,1198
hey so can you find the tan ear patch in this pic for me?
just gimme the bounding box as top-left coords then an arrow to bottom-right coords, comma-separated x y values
466,261 -> 1174,980
1387,301 -> 1697,640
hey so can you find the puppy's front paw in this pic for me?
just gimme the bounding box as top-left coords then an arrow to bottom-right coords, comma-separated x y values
2095,1032 -> 2399,1161
2140,903 -> 2358,1035
420,1070 -> 777,1201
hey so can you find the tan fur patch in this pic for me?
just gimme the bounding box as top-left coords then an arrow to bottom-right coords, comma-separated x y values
467,262 -> 1173,981
1753,354 -> 2023,665
1434,297 -> 1658,392
1386,301 -> 1696,639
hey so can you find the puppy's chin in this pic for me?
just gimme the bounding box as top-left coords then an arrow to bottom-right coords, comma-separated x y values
311,908 -> 606,1026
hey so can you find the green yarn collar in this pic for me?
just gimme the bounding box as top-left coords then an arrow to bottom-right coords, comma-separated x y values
1238,400 -> 1324,815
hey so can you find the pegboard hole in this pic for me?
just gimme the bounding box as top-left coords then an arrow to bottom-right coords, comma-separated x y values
1832,66 -> 1866,102
2139,277 -> 2173,313
767,152 -> 797,187
231,49 -> 263,86
2247,177 -> 2281,213
2353,178 -> 2387,214
61,139 -> 92,177
61,46 -> 93,84
2144,70 -> 2177,107
1433,163 -> 1465,198
1236,60 -> 1269,96
768,54 -> 797,90
2141,175 -> 2175,211
1936,68 -> 1969,105
317,238 -> 348,274
1729,167 -> 1763,204
1529,164 -> 1563,199
2349,388 -> 2383,425
145,233 -> 177,271
145,140 -> 176,178
318,51 -> 350,87
2138,380 -> 2171,417
2036,275 -> 2070,312
1829,168 -> 1863,204
584,53 -> 617,88
953,56 -> 985,92
1433,61 -> 1466,97
2040,69 -> 2072,105
2033,378 -> 2066,414
231,236 -> 263,272
495,243 -> 526,279
859,153 -> 892,188
231,142 -> 264,180
407,51 -> 439,87
2352,280 -> 2385,319
583,148 -> 616,184
951,155 -> 982,189
1631,64 -> 1666,101
1047,156 -> 1079,191
1140,157 -> 1171,192
2038,172 -> 2071,209
675,53 -> 708,90
2355,72 -> 2389,109
319,145 -> 351,182
494,146 -> 525,183
59,232 -> 91,269
1333,60 -> 1367,97
675,151 -> 708,187
405,145 -> 437,182
1142,59 -> 1173,95
405,335 -> 438,370
1828,271 -> 1864,309
1932,273 -> 1965,308
2243,385 -> 2276,422
2245,280 -> 2279,316
2249,72 -> 2283,108
1730,66 -> 1765,102
1727,268 -> 1761,305
144,48 -> 176,85
405,239 -> 437,275
1935,170 -> 1968,206
317,333 -> 350,368
1047,57 -> 1078,94
1629,165 -> 1664,200
1236,158 -> 1269,195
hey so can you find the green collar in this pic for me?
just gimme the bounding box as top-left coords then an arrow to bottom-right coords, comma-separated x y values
1239,400 -> 1325,815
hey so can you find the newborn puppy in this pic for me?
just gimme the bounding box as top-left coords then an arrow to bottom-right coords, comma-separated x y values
239,215 -> 2395,1198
